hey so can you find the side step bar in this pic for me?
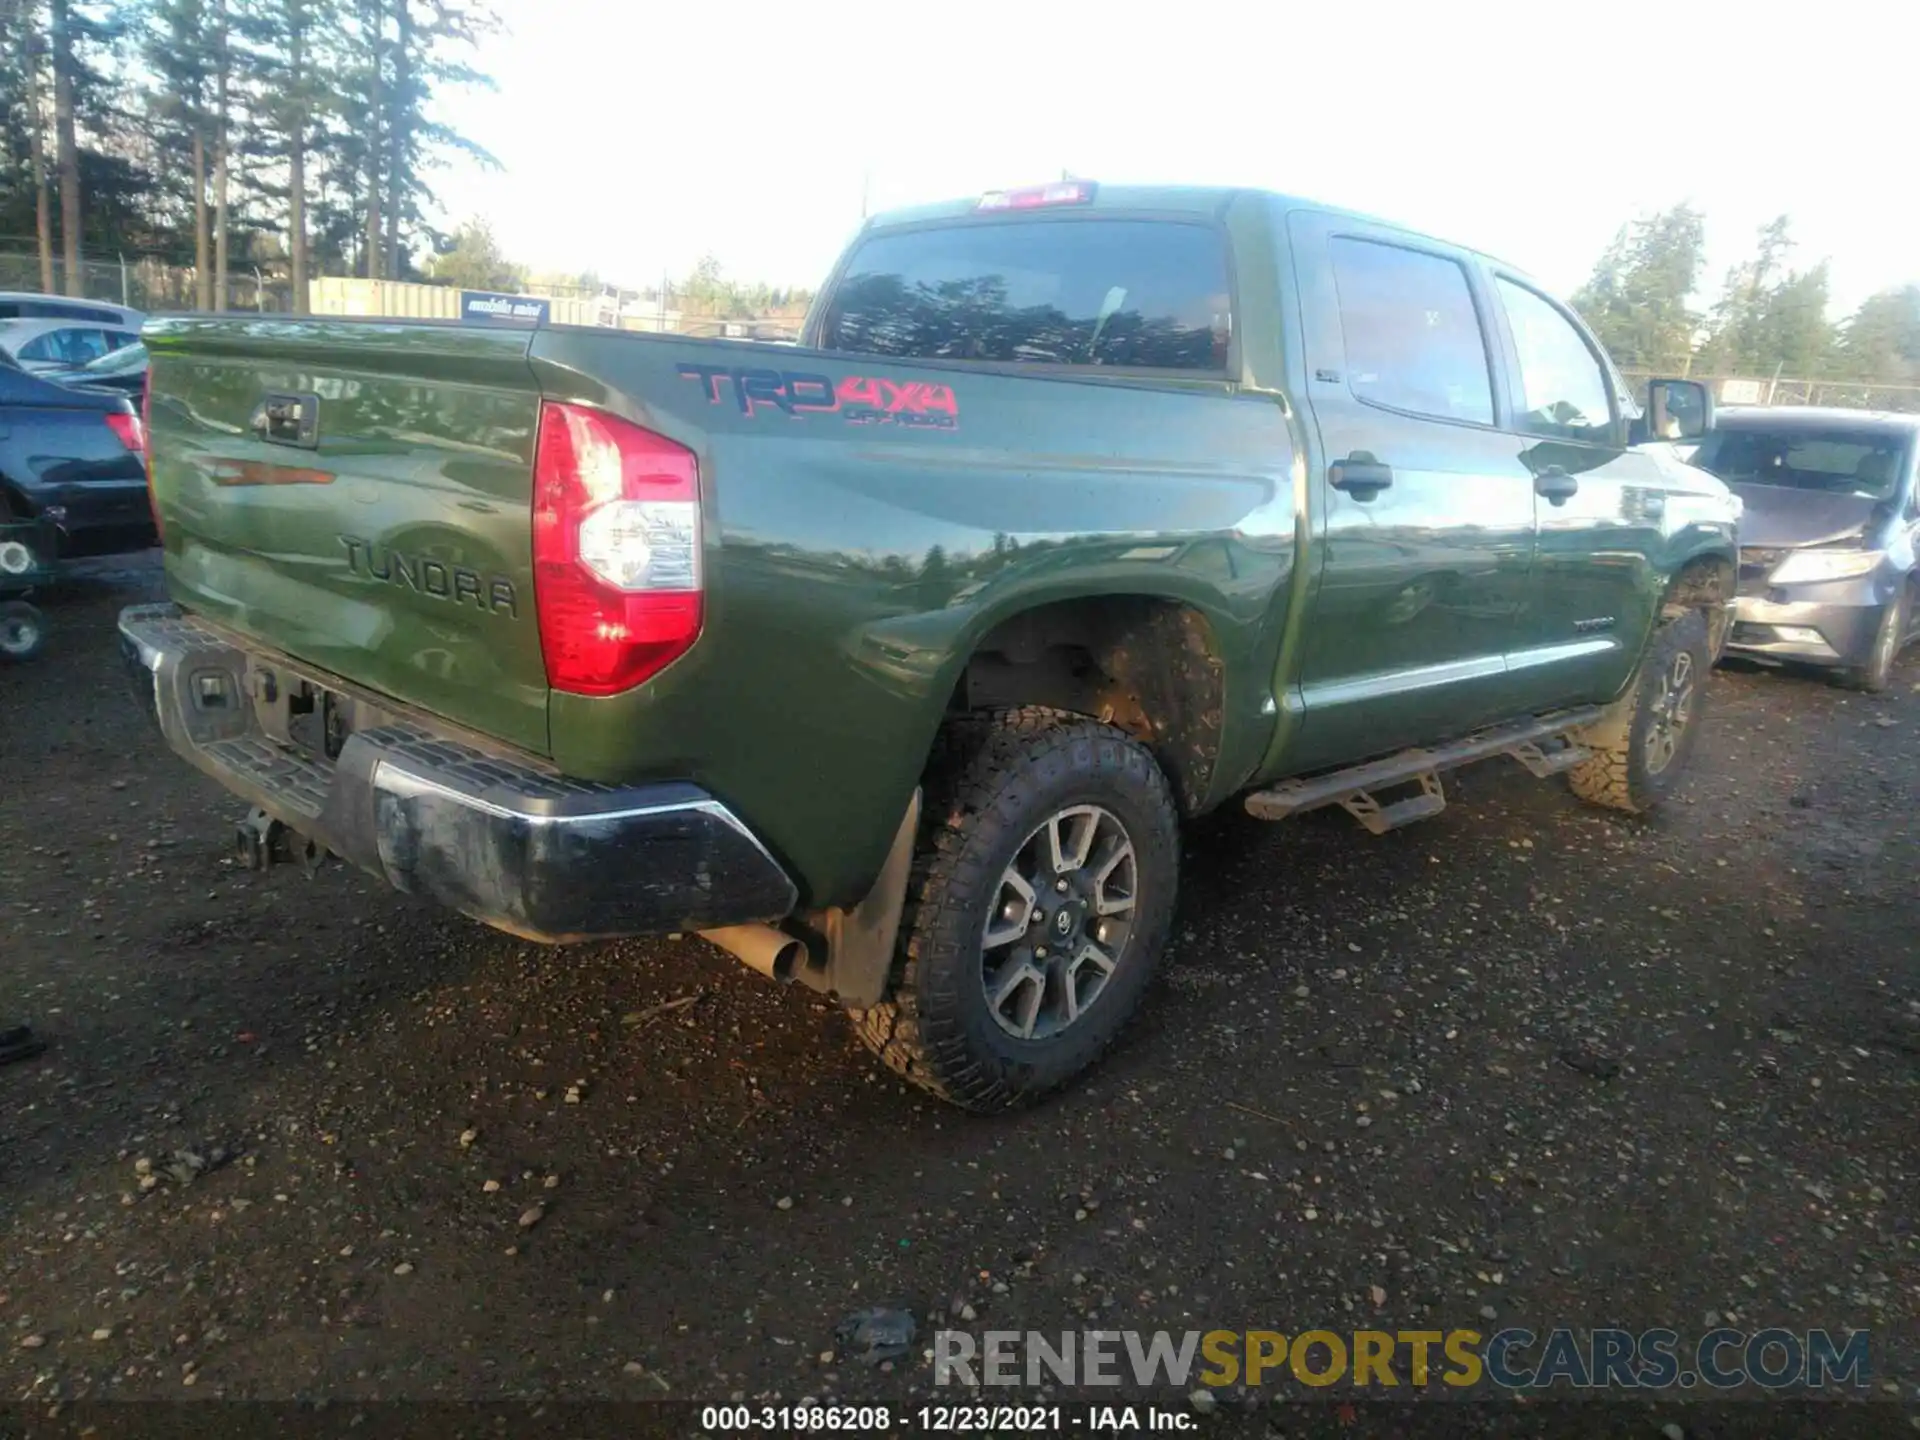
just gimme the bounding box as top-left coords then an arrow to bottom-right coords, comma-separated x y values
1244,707 -> 1602,834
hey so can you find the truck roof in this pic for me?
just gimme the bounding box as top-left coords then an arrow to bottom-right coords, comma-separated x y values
862,183 -> 1523,273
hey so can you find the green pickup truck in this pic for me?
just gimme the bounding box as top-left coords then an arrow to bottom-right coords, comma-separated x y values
121,183 -> 1740,1111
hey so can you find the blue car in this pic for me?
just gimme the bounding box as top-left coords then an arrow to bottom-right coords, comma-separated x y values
0,347 -> 153,560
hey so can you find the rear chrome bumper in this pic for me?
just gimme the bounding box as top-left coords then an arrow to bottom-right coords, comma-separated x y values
118,603 -> 797,943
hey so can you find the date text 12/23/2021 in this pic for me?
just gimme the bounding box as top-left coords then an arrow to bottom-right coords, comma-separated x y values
699,1405 -> 1194,1432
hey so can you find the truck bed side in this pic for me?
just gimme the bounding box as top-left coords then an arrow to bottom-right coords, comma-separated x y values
530,329 -> 1300,905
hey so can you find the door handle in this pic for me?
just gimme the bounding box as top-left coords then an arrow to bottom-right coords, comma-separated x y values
1535,467 -> 1579,505
1330,455 -> 1393,500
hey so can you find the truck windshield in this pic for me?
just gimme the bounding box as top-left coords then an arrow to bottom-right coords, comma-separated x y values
820,219 -> 1231,371
1691,426 -> 1909,502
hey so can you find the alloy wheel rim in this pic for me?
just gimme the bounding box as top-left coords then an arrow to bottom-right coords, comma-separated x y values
980,804 -> 1138,1041
1645,650 -> 1695,776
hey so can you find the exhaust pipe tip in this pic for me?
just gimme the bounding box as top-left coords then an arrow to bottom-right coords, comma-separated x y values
698,925 -> 805,984
768,943 -> 800,983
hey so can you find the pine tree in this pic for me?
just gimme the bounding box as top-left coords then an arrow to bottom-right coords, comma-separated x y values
1697,219 -> 1835,378
1753,261 -> 1833,378
4,0 -> 499,305
374,0 -> 500,278
65,1 -> 136,280
210,0 -> 233,309
145,0 -> 216,305
244,0 -> 339,312
49,0 -> 82,293
1570,203 -> 1705,371
1837,287 -> 1920,384
1697,216 -> 1792,374
359,0 -> 382,277
9,4 -> 59,292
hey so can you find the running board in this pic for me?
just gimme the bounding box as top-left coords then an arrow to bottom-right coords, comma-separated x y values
1244,708 -> 1602,832
1509,737 -> 1595,778
1337,772 -> 1448,835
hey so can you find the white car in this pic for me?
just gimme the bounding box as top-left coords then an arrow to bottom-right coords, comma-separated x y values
0,315 -> 145,377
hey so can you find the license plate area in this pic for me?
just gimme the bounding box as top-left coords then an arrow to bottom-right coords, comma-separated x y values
246,662 -> 396,767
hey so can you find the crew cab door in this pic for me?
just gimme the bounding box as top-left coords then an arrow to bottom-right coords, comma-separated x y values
1482,272 -> 1664,707
1284,210 -> 1538,769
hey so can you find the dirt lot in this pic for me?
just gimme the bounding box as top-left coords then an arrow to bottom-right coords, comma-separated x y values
1,558 -> 1916,1423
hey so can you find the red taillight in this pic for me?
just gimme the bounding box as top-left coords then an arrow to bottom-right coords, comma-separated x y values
532,400 -> 703,696
976,180 -> 1097,212
106,409 -> 145,454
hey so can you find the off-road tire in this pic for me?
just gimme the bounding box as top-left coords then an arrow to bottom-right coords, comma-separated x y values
852,707 -> 1180,1112
1840,585 -> 1910,693
1567,609 -> 1711,815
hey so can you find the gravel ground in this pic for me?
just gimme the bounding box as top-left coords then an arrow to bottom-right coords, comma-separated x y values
1,558 -> 1916,1426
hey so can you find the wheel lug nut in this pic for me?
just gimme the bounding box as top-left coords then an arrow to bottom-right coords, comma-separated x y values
1035,945 -> 1047,959
1030,908 -> 1043,923
1055,879 -> 1070,893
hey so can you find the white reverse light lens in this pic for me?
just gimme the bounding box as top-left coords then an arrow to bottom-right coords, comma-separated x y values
1768,549 -> 1883,585
576,500 -> 700,591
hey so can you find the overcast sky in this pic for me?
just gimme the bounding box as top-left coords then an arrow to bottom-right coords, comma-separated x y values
433,0 -> 1918,313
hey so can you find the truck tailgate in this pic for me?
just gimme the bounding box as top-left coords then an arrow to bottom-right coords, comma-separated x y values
145,319 -> 549,755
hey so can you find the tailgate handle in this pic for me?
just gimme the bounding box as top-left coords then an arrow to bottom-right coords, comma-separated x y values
251,392 -> 320,450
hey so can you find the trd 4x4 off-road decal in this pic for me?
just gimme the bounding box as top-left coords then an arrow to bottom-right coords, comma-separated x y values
677,364 -> 959,430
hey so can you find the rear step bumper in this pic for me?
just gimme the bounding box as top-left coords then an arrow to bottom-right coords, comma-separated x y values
118,603 -> 798,943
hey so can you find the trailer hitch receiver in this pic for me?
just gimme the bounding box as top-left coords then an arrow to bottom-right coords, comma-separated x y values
235,807 -> 292,870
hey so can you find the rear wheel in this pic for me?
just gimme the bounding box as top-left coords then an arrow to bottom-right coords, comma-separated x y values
1840,587 -> 1910,693
1567,609 -> 1711,815
0,601 -> 47,663
852,708 -> 1180,1112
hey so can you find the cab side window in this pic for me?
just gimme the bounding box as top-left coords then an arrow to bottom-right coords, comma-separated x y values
19,327 -> 108,365
1328,237 -> 1495,426
1496,279 -> 1615,444
65,328 -> 110,363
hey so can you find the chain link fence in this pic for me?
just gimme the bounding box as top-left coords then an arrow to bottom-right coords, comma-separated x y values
0,252 -> 287,314
1719,376 -> 1920,414
1621,370 -> 1920,415
0,253 -> 804,335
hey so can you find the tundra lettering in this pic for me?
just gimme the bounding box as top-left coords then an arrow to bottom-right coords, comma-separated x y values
339,535 -> 518,617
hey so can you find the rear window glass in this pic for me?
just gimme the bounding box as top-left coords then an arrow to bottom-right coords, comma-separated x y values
1692,428 -> 1910,502
0,300 -> 120,323
820,219 -> 1231,371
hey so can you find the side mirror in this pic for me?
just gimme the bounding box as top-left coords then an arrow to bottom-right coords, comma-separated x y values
1639,377 -> 1714,444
